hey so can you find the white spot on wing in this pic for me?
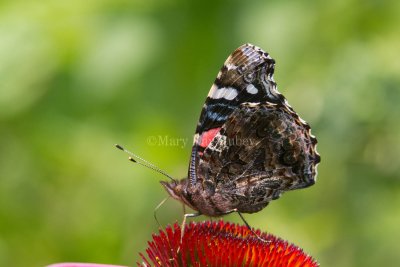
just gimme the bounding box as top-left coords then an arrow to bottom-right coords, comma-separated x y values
244,102 -> 261,107
207,84 -> 218,98
207,133 -> 226,152
246,84 -> 258,94
225,63 -> 237,70
299,117 -> 307,125
193,133 -> 201,145
209,87 -> 238,100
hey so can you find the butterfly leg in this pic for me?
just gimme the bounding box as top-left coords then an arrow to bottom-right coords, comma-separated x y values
176,212 -> 201,254
237,211 -> 270,243
219,209 -> 269,243
153,196 -> 170,229
181,212 -> 201,241
200,209 -> 268,242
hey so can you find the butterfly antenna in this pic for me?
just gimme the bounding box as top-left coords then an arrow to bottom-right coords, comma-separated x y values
115,144 -> 177,182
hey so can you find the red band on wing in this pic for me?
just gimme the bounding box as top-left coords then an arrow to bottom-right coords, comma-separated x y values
198,128 -> 221,148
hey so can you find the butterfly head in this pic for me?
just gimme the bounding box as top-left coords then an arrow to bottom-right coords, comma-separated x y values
160,179 -> 196,210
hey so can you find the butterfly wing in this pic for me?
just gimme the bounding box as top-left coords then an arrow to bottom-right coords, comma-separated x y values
190,43 -> 292,184
194,43 -> 283,136
188,44 -> 320,214
188,44 -> 287,185
199,102 -> 320,213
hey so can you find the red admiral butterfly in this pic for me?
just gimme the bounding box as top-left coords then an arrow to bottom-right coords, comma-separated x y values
117,44 -> 320,230
161,44 -> 320,219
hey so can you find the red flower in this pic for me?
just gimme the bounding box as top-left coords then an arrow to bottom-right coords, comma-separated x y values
47,264 -> 126,267
139,220 -> 318,267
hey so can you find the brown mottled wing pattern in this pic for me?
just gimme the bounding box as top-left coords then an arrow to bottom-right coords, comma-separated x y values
187,44 -> 320,214
158,44 -> 320,217
160,43 -> 321,216
198,102 -> 320,213
190,44 -> 283,185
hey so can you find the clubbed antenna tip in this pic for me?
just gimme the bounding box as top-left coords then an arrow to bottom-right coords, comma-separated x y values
114,143 -> 176,182
115,144 -> 124,150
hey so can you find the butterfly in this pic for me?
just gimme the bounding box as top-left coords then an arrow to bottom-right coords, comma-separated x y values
116,43 -> 320,231
160,44 -> 320,221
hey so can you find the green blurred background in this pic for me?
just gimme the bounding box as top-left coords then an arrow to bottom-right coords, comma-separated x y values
0,0 -> 399,266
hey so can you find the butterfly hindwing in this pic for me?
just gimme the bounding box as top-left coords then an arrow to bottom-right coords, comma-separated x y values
192,102 -> 319,213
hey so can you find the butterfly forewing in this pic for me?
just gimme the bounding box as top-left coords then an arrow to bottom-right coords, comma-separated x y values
195,44 -> 280,136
